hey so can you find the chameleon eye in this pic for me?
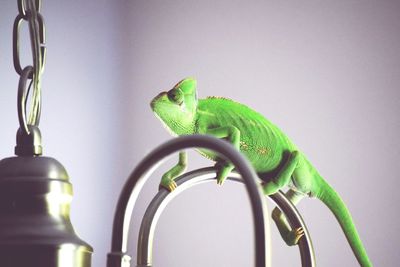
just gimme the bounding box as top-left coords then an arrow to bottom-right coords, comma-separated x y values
167,89 -> 184,104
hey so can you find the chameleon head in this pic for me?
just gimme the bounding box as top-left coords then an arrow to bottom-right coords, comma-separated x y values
150,77 -> 198,135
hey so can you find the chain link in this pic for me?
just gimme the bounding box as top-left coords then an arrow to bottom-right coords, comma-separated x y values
17,0 -> 41,17
13,0 -> 46,134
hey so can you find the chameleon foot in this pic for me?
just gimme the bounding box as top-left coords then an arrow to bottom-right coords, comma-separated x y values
285,227 -> 305,246
217,177 -> 225,185
159,179 -> 178,192
215,161 -> 234,186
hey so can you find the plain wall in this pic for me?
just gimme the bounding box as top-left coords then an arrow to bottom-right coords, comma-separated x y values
1,1 -> 399,266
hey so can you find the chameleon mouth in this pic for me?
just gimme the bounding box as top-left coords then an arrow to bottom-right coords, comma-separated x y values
150,91 -> 167,110
150,99 -> 156,110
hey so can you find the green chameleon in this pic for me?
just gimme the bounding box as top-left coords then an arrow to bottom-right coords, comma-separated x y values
150,77 -> 372,267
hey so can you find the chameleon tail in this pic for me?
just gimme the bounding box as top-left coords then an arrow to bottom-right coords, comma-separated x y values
314,175 -> 373,267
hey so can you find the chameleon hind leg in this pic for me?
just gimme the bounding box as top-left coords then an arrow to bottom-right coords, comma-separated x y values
272,189 -> 305,246
160,151 -> 187,191
261,151 -> 305,245
262,151 -> 300,195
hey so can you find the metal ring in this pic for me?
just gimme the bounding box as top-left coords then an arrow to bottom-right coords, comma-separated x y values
13,6 -> 45,77
137,168 -> 316,267
12,14 -> 26,77
107,135 -> 270,267
17,0 -> 41,18
17,66 -> 34,135
17,0 -> 27,17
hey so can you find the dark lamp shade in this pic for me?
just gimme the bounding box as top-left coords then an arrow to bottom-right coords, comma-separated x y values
0,156 -> 93,267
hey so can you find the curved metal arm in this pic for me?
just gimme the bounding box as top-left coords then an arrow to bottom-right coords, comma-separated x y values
107,135 -> 270,267
268,193 -> 316,267
137,168 -> 315,267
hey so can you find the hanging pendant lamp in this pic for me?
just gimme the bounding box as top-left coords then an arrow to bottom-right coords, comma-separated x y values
0,1 -> 92,266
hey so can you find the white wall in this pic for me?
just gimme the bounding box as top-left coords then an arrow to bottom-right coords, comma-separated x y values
1,1 -> 399,266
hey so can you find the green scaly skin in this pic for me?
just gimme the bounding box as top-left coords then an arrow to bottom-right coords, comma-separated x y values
150,78 -> 372,267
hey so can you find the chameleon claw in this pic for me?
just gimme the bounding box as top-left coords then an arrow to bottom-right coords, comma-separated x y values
159,179 -> 178,192
282,226 -> 305,246
292,227 -> 305,245
296,227 -> 305,235
216,178 -> 225,186
168,181 -> 178,191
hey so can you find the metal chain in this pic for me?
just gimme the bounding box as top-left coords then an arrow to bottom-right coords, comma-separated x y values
13,0 -> 46,134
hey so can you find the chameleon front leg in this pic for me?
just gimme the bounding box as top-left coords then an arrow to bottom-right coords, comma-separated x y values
205,126 -> 240,185
272,189 -> 305,246
160,151 -> 187,191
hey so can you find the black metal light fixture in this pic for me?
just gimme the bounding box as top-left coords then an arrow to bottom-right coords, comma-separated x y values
0,1 -> 315,267
0,0 -> 92,266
